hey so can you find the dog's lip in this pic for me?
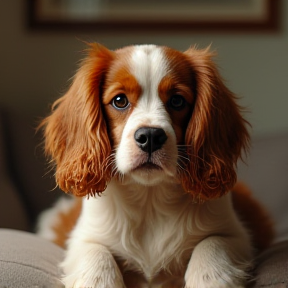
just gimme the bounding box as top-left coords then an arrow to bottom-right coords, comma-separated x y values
133,162 -> 162,171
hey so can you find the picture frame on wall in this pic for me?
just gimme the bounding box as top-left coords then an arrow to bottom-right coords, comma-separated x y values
28,0 -> 280,32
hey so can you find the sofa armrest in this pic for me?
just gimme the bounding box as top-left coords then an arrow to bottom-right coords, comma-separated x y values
253,240 -> 288,287
0,229 -> 64,288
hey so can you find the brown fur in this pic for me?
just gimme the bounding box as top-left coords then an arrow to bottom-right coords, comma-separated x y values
160,47 -> 196,144
232,182 -> 275,252
103,64 -> 142,147
182,47 -> 250,201
52,198 -> 82,247
40,44 -> 115,197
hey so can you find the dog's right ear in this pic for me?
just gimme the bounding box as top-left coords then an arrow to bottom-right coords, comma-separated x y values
40,43 -> 115,197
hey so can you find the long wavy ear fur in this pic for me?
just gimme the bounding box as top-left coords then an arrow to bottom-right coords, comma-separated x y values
182,47 -> 250,201
40,43 -> 115,197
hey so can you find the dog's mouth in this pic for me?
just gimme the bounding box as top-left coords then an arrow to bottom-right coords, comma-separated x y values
129,161 -> 165,185
133,162 -> 162,172
127,155 -> 176,185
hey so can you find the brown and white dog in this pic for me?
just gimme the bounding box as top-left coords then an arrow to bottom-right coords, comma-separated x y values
38,44 -> 274,288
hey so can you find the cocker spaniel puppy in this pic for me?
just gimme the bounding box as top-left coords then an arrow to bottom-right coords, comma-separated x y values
39,44 -> 274,288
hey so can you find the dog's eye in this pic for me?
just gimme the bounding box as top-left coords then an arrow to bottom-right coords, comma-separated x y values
112,94 -> 130,110
169,95 -> 186,111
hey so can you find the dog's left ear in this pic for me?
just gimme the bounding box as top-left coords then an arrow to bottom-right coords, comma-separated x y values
181,47 -> 250,201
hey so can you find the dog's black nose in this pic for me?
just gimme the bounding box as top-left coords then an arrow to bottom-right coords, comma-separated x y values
134,127 -> 167,154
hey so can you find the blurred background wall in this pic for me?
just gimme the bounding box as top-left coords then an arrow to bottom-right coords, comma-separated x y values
0,1 -> 287,137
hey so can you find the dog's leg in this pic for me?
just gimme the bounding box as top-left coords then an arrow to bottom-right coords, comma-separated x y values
184,236 -> 252,288
61,241 -> 125,288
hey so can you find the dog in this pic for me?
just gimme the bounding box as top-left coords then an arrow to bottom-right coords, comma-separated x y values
38,44 -> 274,288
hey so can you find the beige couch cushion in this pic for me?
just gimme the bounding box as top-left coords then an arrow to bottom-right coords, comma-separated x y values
0,229 -> 64,288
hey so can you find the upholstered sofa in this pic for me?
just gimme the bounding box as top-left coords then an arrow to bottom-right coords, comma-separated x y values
0,107 -> 288,287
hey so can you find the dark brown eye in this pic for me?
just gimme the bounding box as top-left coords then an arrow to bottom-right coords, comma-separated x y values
111,94 -> 130,110
169,95 -> 186,111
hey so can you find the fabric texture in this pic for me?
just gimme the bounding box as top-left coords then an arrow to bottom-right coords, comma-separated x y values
0,229 -> 64,288
252,240 -> 288,288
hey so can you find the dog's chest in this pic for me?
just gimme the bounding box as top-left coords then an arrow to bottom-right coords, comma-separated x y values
112,206 -> 193,277
85,184 -> 202,278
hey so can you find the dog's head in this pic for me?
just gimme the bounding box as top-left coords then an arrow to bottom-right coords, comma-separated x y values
41,43 -> 249,201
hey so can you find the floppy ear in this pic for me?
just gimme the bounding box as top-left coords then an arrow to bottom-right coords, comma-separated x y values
182,47 -> 250,201
40,43 -> 115,197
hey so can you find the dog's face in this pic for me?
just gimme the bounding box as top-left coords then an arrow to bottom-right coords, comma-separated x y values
42,44 -> 249,201
102,45 -> 194,186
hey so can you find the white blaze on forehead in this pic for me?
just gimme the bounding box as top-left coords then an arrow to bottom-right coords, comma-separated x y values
129,45 -> 169,107
115,45 -> 178,178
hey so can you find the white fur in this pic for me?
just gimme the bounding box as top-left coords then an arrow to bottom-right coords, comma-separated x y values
41,45 -> 253,288
116,45 -> 178,185
62,181 -> 251,288
37,196 -> 76,241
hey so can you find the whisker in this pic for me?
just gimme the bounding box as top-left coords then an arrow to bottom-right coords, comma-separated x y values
177,154 -> 190,162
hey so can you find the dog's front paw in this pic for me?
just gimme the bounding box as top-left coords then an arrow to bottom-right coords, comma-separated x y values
61,246 -> 125,288
184,237 -> 251,288
184,256 -> 248,288
185,268 -> 246,288
62,265 -> 125,288
63,276 -> 125,288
